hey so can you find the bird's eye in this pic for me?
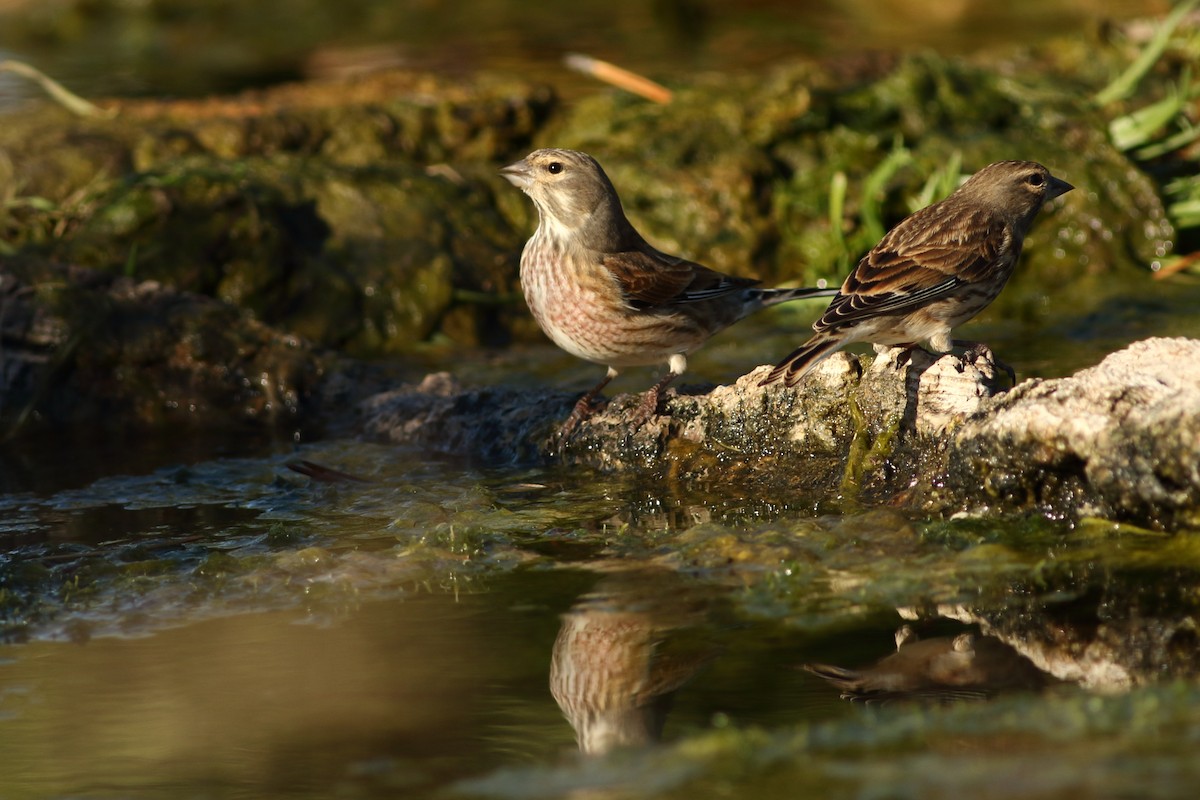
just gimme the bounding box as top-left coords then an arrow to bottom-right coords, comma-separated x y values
1026,173 -> 1045,187
547,162 -> 563,174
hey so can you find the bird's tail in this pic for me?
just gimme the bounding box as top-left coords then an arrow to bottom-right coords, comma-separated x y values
801,663 -> 864,690
755,285 -> 839,307
759,335 -> 843,387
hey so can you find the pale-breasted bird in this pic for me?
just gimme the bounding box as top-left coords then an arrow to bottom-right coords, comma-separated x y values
501,148 -> 836,435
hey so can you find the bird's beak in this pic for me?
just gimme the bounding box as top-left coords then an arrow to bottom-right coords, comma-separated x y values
1046,175 -> 1074,201
500,159 -> 532,190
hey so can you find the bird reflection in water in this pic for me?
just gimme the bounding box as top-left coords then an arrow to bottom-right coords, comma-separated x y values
804,624 -> 1052,706
549,569 -> 719,754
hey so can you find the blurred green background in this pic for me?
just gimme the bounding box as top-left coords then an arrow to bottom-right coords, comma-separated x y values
0,0 -> 1165,101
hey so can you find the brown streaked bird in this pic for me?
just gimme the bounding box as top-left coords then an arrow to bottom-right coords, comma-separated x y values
760,160 -> 1073,388
803,624 -> 1051,706
501,148 -> 836,435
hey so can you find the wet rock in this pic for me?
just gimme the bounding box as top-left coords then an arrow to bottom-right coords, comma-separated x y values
359,372 -> 577,465
934,337 -> 1200,528
0,259 -> 340,433
360,345 -> 1001,496
361,337 -> 1200,529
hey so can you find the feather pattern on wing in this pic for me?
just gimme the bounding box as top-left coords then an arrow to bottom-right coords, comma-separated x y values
815,206 -> 1009,333
599,248 -> 759,310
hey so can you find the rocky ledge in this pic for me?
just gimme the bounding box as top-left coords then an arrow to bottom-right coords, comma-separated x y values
360,337 -> 1200,530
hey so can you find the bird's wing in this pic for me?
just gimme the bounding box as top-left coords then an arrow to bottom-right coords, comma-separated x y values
600,248 -> 758,309
815,208 -> 1008,332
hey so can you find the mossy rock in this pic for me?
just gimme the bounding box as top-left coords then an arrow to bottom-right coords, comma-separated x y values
0,48 -> 1180,356
0,257 -> 335,432
6,154 -> 528,352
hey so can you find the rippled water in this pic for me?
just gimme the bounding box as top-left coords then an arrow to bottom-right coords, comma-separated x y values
0,568 -> 867,797
2,431 -> 1200,797
0,441 -> 855,796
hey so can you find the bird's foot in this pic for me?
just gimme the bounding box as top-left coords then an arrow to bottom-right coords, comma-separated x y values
957,341 -> 1016,384
894,346 -> 918,371
628,371 -> 679,430
872,343 -> 919,371
556,394 -> 604,440
630,387 -> 664,429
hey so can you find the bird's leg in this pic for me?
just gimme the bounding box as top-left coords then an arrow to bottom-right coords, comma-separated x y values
558,367 -> 617,439
631,353 -> 686,429
632,370 -> 679,428
951,339 -> 1016,384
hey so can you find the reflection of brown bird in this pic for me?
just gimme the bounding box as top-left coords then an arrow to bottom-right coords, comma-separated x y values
549,571 -> 718,754
501,148 -> 836,435
286,460 -> 371,483
761,161 -> 1073,387
803,625 -> 1050,705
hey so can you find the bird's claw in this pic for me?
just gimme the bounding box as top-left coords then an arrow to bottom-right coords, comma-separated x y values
630,388 -> 663,429
556,395 -> 603,440
958,342 -> 1016,384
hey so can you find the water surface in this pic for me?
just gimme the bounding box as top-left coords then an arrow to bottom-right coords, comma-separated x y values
2,438 -> 1199,798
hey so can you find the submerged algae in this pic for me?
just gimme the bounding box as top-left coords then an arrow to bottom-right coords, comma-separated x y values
455,682 -> 1200,800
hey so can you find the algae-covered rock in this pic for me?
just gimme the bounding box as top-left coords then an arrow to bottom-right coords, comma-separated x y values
360,338 -> 1200,531
0,72 -> 548,351
0,71 -> 556,191
9,155 -> 527,353
360,345 -> 1005,502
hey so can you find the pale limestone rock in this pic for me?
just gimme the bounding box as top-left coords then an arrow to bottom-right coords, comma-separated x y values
944,337 -> 1200,526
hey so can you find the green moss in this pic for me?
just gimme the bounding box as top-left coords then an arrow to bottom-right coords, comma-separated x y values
0,35 -> 1187,358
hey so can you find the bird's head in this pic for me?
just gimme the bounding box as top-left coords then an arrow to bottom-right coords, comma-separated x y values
957,160 -> 1073,223
501,148 -> 628,244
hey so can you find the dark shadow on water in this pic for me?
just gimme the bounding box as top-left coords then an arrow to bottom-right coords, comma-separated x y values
0,423 -> 310,496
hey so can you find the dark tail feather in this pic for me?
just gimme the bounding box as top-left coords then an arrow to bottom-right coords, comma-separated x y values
760,335 -> 843,387
801,663 -> 865,691
756,285 -> 839,308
